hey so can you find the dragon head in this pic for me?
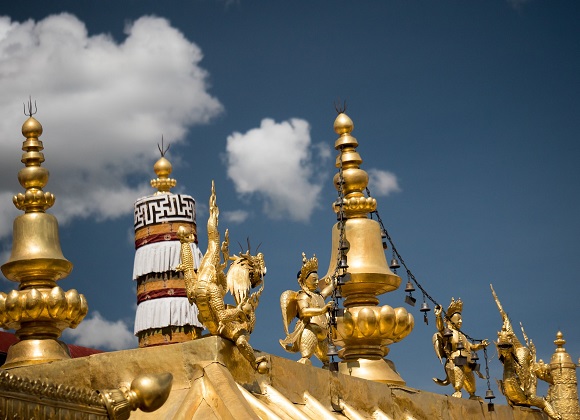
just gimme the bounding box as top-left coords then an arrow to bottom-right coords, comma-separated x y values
245,251 -> 266,288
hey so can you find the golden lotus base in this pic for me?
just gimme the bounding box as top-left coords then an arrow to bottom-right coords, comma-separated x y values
338,358 -> 405,385
2,338 -> 70,369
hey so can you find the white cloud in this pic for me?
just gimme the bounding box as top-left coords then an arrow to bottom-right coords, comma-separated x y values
63,311 -> 137,350
367,168 -> 401,197
0,14 -> 222,239
225,118 -> 328,222
223,209 -> 249,223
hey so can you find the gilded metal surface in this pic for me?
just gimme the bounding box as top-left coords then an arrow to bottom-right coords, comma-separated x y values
177,181 -> 268,371
491,285 -> 562,419
547,332 -> 580,420
279,253 -> 335,365
7,334 -> 550,419
0,368 -> 107,418
432,298 -> 489,398
150,154 -> 177,195
0,113 -> 88,369
100,372 -> 173,420
322,113 -> 413,384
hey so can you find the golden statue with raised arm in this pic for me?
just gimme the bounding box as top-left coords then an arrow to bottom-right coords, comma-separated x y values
176,181 -> 268,373
432,298 -> 489,398
279,253 -> 335,365
491,285 -> 561,419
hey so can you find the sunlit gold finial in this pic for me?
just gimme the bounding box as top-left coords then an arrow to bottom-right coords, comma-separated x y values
151,137 -> 176,194
554,331 -> 566,350
332,112 -> 376,218
0,103 -> 88,369
324,111 -> 412,385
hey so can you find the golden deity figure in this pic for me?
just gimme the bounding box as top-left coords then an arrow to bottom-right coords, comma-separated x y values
491,285 -> 562,420
432,298 -> 489,398
279,253 -> 335,365
176,181 -> 268,373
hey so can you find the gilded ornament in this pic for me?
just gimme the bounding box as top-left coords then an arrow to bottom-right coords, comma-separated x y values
0,106 -> 88,368
432,297 -> 489,398
491,284 -> 562,419
279,253 -> 335,365
177,181 -> 268,372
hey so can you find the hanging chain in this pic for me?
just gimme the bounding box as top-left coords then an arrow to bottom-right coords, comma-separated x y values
365,187 -> 485,345
484,346 -> 492,392
327,147 -> 348,367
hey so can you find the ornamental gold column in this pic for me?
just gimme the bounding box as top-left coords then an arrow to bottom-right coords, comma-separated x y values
324,112 -> 414,384
548,331 -> 580,420
0,109 -> 88,368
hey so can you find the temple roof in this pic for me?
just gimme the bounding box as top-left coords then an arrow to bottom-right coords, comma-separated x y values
7,336 -> 547,419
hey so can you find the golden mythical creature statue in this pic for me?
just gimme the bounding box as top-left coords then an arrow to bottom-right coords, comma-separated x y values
279,253 -> 335,365
432,298 -> 489,398
491,285 -> 561,420
176,182 -> 268,372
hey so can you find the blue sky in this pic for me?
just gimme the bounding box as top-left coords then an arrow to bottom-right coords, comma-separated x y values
0,0 -> 579,396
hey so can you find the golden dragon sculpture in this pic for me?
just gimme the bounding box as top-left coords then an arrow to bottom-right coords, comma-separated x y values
491,284 -> 561,420
177,182 -> 268,373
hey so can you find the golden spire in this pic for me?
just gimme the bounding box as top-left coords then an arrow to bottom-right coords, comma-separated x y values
325,111 -> 413,385
150,139 -> 176,194
0,103 -> 88,368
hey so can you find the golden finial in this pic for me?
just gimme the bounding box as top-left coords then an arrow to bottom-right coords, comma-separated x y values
554,331 -> 566,350
13,98 -> 55,213
332,111 -> 376,218
322,109 -> 412,385
150,137 -> 176,194
0,102 -> 88,368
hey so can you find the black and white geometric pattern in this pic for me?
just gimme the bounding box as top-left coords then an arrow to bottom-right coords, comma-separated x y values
134,194 -> 196,229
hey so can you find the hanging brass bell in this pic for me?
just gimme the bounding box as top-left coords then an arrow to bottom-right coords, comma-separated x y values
443,327 -> 453,338
420,302 -> 430,312
456,340 -> 465,351
454,354 -> 467,366
405,295 -> 416,306
404,280 -> 415,293
327,343 -> 339,357
471,351 -> 479,361
336,273 -> 351,286
485,389 -> 495,400
390,258 -> 401,270
334,287 -> 342,299
338,256 -> 348,270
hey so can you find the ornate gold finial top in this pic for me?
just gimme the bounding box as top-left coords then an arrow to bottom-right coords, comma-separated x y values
151,138 -> 176,194
332,112 -> 376,218
14,101 -> 55,213
554,331 -> 566,351
298,252 -> 318,285
0,103 -> 87,368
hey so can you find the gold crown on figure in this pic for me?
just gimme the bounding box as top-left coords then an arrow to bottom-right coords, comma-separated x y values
447,297 -> 463,317
298,252 -> 318,284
